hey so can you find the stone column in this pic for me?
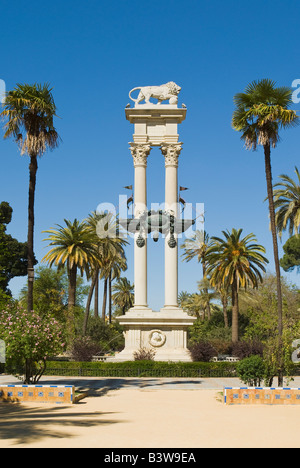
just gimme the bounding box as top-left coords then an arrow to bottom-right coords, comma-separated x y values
130,143 -> 151,309
161,143 -> 182,309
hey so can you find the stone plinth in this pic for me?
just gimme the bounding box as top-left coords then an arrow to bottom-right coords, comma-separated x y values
115,308 -> 195,362
125,105 -> 186,146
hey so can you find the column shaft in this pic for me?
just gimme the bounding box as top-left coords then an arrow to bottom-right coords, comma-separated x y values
165,165 -> 178,307
130,144 -> 151,309
161,143 -> 182,309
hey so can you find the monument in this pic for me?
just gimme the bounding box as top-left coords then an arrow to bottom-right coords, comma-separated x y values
116,82 -> 196,362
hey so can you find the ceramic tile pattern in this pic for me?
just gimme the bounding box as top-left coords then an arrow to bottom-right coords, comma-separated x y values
224,387 -> 300,405
0,385 -> 75,404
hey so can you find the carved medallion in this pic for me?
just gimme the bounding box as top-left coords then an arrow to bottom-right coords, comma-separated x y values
149,330 -> 166,348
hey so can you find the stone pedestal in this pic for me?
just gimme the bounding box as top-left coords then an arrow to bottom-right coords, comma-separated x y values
115,308 -> 195,362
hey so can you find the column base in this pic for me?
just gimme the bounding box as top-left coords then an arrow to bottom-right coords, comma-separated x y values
112,307 -> 196,363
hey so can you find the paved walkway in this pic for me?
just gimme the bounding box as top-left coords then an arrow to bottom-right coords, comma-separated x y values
2,374 -> 300,391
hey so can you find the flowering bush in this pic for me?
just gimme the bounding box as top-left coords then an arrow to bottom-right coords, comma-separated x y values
0,304 -> 65,383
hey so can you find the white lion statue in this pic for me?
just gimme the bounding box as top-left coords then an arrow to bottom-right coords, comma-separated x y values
129,81 -> 181,105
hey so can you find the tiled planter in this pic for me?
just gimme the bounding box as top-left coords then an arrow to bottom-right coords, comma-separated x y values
0,385 -> 75,404
224,387 -> 300,405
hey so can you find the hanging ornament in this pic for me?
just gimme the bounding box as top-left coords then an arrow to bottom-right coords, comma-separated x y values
136,234 -> 146,248
168,234 -> 177,248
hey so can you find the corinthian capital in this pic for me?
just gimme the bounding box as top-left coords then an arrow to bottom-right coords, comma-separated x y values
130,143 -> 151,167
161,143 -> 183,167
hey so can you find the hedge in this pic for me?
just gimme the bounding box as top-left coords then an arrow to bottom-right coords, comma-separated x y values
43,360 -> 238,378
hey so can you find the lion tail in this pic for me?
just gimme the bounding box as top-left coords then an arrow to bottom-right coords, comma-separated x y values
129,87 -> 142,102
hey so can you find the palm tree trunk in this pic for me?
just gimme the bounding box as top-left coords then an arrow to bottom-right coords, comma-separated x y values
67,264 -> 77,345
108,272 -> 112,324
231,276 -> 239,343
264,143 -> 284,386
102,277 -> 108,321
94,269 -> 99,318
27,155 -> 38,312
222,292 -> 229,328
83,274 -> 97,336
68,264 -> 77,309
206,303 -> 211,321
202,262 -> 210,320
202,261 -> 207,280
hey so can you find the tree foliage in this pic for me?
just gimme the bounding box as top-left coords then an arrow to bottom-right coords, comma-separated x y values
241,274 -> 300,343
19,266 -> 88,322
280,235 -> 300,272
0,202 -> 29,295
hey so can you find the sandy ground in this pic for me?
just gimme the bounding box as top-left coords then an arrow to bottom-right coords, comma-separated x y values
1,378 -> 300,448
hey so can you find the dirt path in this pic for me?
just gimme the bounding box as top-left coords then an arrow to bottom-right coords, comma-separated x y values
1,387 -> 299,448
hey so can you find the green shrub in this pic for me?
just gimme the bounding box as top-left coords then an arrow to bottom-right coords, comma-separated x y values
236,355 -> 266,387
43,360 -> 238,378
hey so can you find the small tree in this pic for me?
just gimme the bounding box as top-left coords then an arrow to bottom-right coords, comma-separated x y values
236,355 -> 266,387
0,304 -> 65,383
263,332 -> 295,387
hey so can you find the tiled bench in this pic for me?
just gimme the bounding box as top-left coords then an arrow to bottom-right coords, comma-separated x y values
0,385 -> 75,404
224,387 -> 300,405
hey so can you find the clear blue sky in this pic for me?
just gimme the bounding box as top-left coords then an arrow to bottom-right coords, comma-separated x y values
1,0 -> 299,310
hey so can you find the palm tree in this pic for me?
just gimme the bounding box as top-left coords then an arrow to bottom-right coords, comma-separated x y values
206,228 -> 268,343
181,230 -> 213,318
196,278 -> 219,320
19,265 -> 68,319
106,251 -> 127,323
273,166 -> 300,238
232,79 -> 298,349
181,230 -> 212,278
179,293 -> 202,319
178,291 -> 192,309
112,277 -> 134,315
85,211 -> 128,324
42,219 -> 99,341
1,83 -> 60,312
